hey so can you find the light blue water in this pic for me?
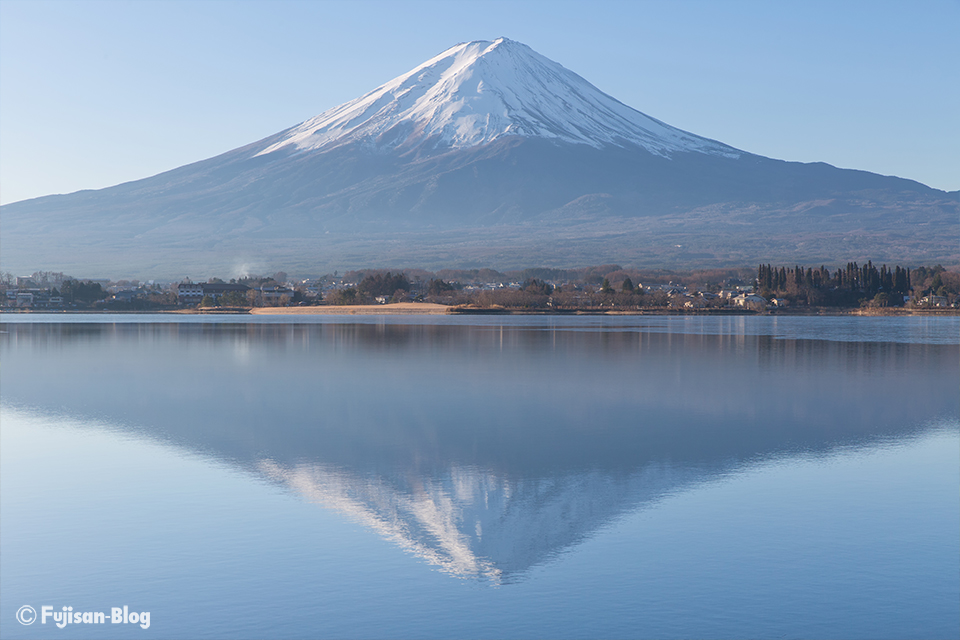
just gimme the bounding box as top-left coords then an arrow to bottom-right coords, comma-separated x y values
1,316 -> 958,639
2,312 -> 957,344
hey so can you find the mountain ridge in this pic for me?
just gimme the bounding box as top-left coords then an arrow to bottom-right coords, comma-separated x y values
2,38 -> 956,278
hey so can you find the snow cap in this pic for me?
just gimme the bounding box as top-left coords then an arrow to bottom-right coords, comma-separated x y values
257,38 -> 739,159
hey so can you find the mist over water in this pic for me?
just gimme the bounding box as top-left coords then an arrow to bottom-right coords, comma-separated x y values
2,316 -> 957,638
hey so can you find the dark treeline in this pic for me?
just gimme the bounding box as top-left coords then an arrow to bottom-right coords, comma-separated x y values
327,272 -> 413,304
757,262 -> 955,307
358,272 -> 411,298
59,279 -> 107,303
427,279 -> 457,296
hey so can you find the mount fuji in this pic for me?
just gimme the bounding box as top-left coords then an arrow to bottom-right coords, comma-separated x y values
254,38 -> 740,159
2,37 -> 956,278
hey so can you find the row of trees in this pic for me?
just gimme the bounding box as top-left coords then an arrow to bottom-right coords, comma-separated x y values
59,279 -> 108,303
324,272 -> 414,305
757,262 -> 956,307
199,289 -> 301,308
757,262 -> 910,297
358,272 -> 411,298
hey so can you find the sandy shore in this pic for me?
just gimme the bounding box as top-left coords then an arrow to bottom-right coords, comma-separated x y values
249,302 -> 450,315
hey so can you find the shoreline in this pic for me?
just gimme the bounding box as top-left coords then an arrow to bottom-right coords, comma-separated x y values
249,302 -> 450,315
2,305 -> 957,317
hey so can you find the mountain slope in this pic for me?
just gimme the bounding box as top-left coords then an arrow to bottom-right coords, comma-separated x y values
1,38 -> 956,278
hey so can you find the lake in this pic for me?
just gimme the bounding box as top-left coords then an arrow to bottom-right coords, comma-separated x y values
1,314 -> 958,639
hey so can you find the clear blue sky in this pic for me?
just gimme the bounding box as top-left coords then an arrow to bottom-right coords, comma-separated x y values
1,0 -> 957,205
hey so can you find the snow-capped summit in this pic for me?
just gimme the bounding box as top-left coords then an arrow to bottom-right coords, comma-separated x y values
256,37 -> 739,159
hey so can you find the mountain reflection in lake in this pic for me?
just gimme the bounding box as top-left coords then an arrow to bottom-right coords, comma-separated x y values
2,316 -> 957,638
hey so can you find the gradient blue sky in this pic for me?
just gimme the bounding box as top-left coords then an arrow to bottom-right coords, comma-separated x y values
1,0 -> 957,205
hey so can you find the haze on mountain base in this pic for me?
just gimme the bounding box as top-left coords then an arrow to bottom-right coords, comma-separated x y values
2,37 -> 956,279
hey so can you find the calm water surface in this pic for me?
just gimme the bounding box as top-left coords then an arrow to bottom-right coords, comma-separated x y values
1,315 -> 958,639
